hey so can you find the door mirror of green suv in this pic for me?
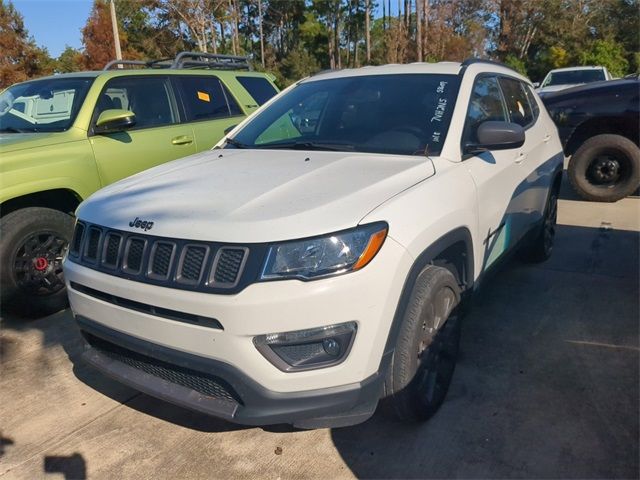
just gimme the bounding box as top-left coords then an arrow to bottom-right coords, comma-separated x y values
95,109 -> 136,134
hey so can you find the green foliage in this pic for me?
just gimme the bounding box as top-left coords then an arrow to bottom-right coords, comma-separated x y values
56,45 -> 84,73
578,39 -> 629,77
503,54 -> 528,75
548,46 -> 569,69
279,45 -> 321,86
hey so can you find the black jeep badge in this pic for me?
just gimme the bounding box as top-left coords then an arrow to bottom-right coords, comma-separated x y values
129,217 -> 154,231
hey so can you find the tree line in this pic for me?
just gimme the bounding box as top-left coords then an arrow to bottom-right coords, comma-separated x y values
1,0 -> 638,89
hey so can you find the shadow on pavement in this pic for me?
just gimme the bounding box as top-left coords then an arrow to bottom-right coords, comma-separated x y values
331,223 -> 639,479
44,453 -> 87,480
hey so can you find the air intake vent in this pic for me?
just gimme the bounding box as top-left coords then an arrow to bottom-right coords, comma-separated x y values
211,247 -> 247,287
103,233 -> 122,267
70,222 -> 85,256
85,227 -> 101,261
149,242 -> 175,279
124,238 -> 146,274
179,245 -> 208,283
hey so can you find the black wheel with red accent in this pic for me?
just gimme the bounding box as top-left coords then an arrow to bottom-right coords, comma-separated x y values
0,207 -> 74,317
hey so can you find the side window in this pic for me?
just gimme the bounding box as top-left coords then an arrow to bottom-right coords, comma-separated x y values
98,76 -> 177,129
463,76 -> 508,145
236,76 -> 278,105
524,84 -> 540,121
498,77 -> 534,127
177,76 -> 243,122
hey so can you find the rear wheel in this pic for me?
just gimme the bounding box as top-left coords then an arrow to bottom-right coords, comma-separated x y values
0,208 -> 74,317
568,134 -> 640,202
385,265 -> 461,421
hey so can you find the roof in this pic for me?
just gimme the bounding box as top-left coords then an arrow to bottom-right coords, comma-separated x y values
548,66 -> 606,73
302,59 -> 530,84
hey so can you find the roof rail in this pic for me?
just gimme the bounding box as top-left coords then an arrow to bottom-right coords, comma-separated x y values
461,57 -> 519,73
171,52 -> 252,70
103,51 -> 252,71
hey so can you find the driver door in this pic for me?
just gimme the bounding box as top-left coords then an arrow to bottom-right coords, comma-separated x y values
89,76 -> 197,186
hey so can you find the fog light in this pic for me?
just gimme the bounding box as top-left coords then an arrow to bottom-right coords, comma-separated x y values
254,322 -> 357,372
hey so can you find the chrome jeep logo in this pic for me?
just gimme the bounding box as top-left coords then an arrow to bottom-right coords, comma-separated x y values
129,217 -> 154,231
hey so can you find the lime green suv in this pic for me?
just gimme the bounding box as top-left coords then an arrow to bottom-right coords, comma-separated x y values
0,52 -> 278,316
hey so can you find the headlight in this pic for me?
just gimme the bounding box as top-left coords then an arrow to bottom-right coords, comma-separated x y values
260,222 -> 388,280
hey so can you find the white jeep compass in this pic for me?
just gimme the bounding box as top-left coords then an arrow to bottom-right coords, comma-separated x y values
63,59 -> 564,428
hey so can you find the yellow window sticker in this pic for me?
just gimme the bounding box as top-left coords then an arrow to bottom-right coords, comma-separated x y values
197,91 -> 211,102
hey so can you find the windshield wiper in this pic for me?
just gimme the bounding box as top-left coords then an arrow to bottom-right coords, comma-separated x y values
254,141 -> 355,152
225,137 -> 249,149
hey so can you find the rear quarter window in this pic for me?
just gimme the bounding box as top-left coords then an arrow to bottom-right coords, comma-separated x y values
236,76 -> 278,105
498,77 -> 534,127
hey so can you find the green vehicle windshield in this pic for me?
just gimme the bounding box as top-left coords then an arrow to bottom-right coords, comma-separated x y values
0,77 -> 94,133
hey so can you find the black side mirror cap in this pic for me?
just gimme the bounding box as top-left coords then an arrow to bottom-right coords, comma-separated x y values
464,121 -> 525,155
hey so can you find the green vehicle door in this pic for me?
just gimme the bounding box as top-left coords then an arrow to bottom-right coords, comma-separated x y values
172,75 -> 246,151
89,76 -> 197,186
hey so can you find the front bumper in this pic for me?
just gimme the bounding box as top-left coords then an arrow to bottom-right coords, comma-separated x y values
78,316 -> 387,428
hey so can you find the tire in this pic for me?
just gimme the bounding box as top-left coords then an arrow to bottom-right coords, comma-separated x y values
568,134 -> 640,202
519,189 -> 558,263
385,265 -> 461,422
0,207 -> 74,317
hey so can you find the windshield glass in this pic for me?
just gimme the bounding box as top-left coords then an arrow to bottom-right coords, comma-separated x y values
543,69 -> 605,87
228,74 -> 460,156
0,77 -> 94,133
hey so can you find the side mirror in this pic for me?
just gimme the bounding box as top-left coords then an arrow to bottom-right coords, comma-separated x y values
95,109 -> 136,134
464,121 -> 525,155
532,82 -> 540,88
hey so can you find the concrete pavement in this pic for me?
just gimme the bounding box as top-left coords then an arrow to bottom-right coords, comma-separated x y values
1,179 -> 638,479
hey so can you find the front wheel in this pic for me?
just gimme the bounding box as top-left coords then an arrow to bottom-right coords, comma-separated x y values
0,208 -> 74,317
568,134 -> 640,202
385,265 -> 462,422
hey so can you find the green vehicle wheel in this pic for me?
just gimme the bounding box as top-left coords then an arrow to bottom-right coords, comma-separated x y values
0,207 -> 74,317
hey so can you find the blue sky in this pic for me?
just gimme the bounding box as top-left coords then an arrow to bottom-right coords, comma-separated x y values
14,0 -> 93,57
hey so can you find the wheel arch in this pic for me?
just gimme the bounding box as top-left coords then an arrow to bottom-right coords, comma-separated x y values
381,227 -> 474,362
565,116 -> 639,157
1,189 -> 83,218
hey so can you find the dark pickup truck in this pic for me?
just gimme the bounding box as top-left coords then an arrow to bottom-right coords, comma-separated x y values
543,76 -> 639,202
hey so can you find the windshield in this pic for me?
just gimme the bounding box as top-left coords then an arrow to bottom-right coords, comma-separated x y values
228,74 -> 460,156
0,77 -> 94,133
543,69 -> 605,87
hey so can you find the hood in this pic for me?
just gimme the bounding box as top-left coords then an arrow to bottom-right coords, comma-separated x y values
79,149 -> 435,243
0,129 -> 80,154
538,84 -> 582,94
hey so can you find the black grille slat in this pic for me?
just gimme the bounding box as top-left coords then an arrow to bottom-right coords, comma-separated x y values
83,332 -> 240,403
85,227 -> 101,260
68,222 -> 252,293
150,242 -> 174,278
70,223 -> 85,256
125,238 -> 145,273
103,234 -> 121,267
180,246 -> 207,282
213,248 -> 246,285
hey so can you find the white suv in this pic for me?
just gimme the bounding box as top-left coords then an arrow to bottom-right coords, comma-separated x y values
63,59 -> 564,428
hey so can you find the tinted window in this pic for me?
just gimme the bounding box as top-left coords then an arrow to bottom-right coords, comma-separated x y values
543,69 -> 605,87
236,76 -> 278,105
463,76 -> 507,144
177,76 -> 242,121
0,77 -> 94,132
524,84 -> 540,120
498,77 -> 534,127
98,76 -> 176,129
230,74 -> 461,156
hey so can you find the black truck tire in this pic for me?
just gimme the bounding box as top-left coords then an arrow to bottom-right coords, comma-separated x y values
385,265 -> 461,422
0,207 -> 74,317
568,134 -> 640,202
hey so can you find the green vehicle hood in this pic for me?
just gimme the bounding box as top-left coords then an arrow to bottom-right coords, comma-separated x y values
0,130 -> 82,154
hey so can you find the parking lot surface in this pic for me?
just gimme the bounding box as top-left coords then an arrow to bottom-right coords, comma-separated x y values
1,178 -> 638,479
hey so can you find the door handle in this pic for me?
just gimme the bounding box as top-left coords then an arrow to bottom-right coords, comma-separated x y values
171,135 -> 193,145
543,134 -> 551,143
515,152 -> 527,164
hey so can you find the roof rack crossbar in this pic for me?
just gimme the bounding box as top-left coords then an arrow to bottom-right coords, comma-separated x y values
103,51 -> 252,71
171,52 -> 251,70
